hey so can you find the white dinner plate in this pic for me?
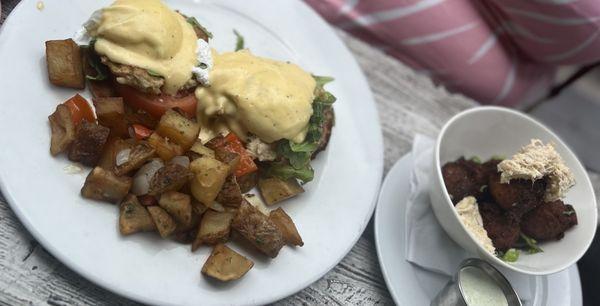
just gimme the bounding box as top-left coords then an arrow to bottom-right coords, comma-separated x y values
0,1 -> 384,305
374,153 -> 582,306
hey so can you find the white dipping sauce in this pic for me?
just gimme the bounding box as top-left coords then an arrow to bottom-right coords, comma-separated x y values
460,267 -> 509,306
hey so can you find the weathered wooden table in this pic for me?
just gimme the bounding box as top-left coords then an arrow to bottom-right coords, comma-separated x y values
2,1 -> 599,305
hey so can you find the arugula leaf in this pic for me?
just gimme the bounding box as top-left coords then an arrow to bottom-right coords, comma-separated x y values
186,17 -> 213,39
233,29 -> 244,51
315,91 -> 336,105
83,39 -> 107,81
520,233 -> 543,254
312,75 -> 334,87
563,209 -> 576,216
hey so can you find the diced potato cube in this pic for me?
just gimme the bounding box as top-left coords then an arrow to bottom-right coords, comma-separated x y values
192,211 -> 235,251
147,206 -> 177,238
68,122 -> 110,167
216,175 -> 242,207
258,177 -> 304,206
147,132 -> 183,161
159,191 -> 192,227
81,167 -> 132,203
148,163 -> 194,196
214,148 -> 240,175
269,208 -> 303,246
114,142 -> 156,176
189,157 -> 229,206
231,200 -> 284,258
94,97 -> 128,137
189,141 -> 215,158
45,39 -> 85,89
156,109 -> 200,150
97,138 -> 133,171
119,194 -> 155,235
201,244 -> 254,281
48,104 -> 76,155
89,80 -> 116,99
237,171 -> 258,193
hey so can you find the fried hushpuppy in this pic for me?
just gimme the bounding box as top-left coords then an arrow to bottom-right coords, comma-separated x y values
442,158 -> 490,204
521,200 -> 578,241
488,172 -> 546,221
479,201 -> 520,251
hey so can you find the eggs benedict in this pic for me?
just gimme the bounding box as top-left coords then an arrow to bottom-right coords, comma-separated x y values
195,50 -> 316,144
67,0 -> 336,184
83,0 -> 210,95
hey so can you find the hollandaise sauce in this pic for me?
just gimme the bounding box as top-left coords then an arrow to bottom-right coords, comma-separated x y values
91,0 -> 198,94
195,50 -> 316,143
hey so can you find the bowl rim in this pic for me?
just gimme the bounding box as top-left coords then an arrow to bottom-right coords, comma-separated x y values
434,106 -> 598,275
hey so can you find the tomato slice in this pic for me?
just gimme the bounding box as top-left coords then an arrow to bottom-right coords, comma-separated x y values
64,94 -> 95,125
220,133 -> 258,177
130,124 -> 153,140
114,83 -> 197,119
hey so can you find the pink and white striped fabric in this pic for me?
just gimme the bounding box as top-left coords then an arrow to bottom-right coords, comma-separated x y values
306,0 -> 600,106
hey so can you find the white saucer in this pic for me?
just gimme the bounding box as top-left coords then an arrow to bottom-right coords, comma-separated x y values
374,153 -> 583,306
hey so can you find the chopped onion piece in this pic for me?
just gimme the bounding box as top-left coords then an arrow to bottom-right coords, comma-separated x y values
131,159 -> 164,195
170,155 -> 190,168
115,148 -> 131,166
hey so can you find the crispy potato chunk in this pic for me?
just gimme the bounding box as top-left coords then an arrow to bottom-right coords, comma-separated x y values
258,177 -> 304,206
243,194 -> 270,216
68,122 -> 110,166
238,171 -> 258,193
269,208 -> 303,246
97,138 -> 132,171
148,163 -> 193,196
45,39 -> 85,89
216,175 -> 243,207
231,200 -> 284,258
172,229 -> 197,244
119,194 -> 156,235
214,148 -> 240,176
192,211 -> 235,251
192,200 -> 209,216
189,141 -> 215,158
48,104 -> 76,155
189,157 -> 229,206
138,195 -> 159,207
156,109 -> 200,150
201,244 -> 254,281
89,80 -> 116,99
147,132 -> 184,161
159,191 -> 193,227
95,97 -> 128,137
114,142 -> 156,176
81,167 -> 132,203
147,206 -> 177,238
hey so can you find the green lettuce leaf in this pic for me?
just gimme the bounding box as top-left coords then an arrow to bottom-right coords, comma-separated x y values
267,75 -> 336,184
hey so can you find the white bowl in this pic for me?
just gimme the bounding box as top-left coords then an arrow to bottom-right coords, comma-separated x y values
430,106 -> 598,275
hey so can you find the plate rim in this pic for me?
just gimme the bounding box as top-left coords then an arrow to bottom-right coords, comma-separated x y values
0,0 -> 384,305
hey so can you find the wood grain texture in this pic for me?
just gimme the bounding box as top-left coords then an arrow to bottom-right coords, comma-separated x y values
1,2 -> 599,305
